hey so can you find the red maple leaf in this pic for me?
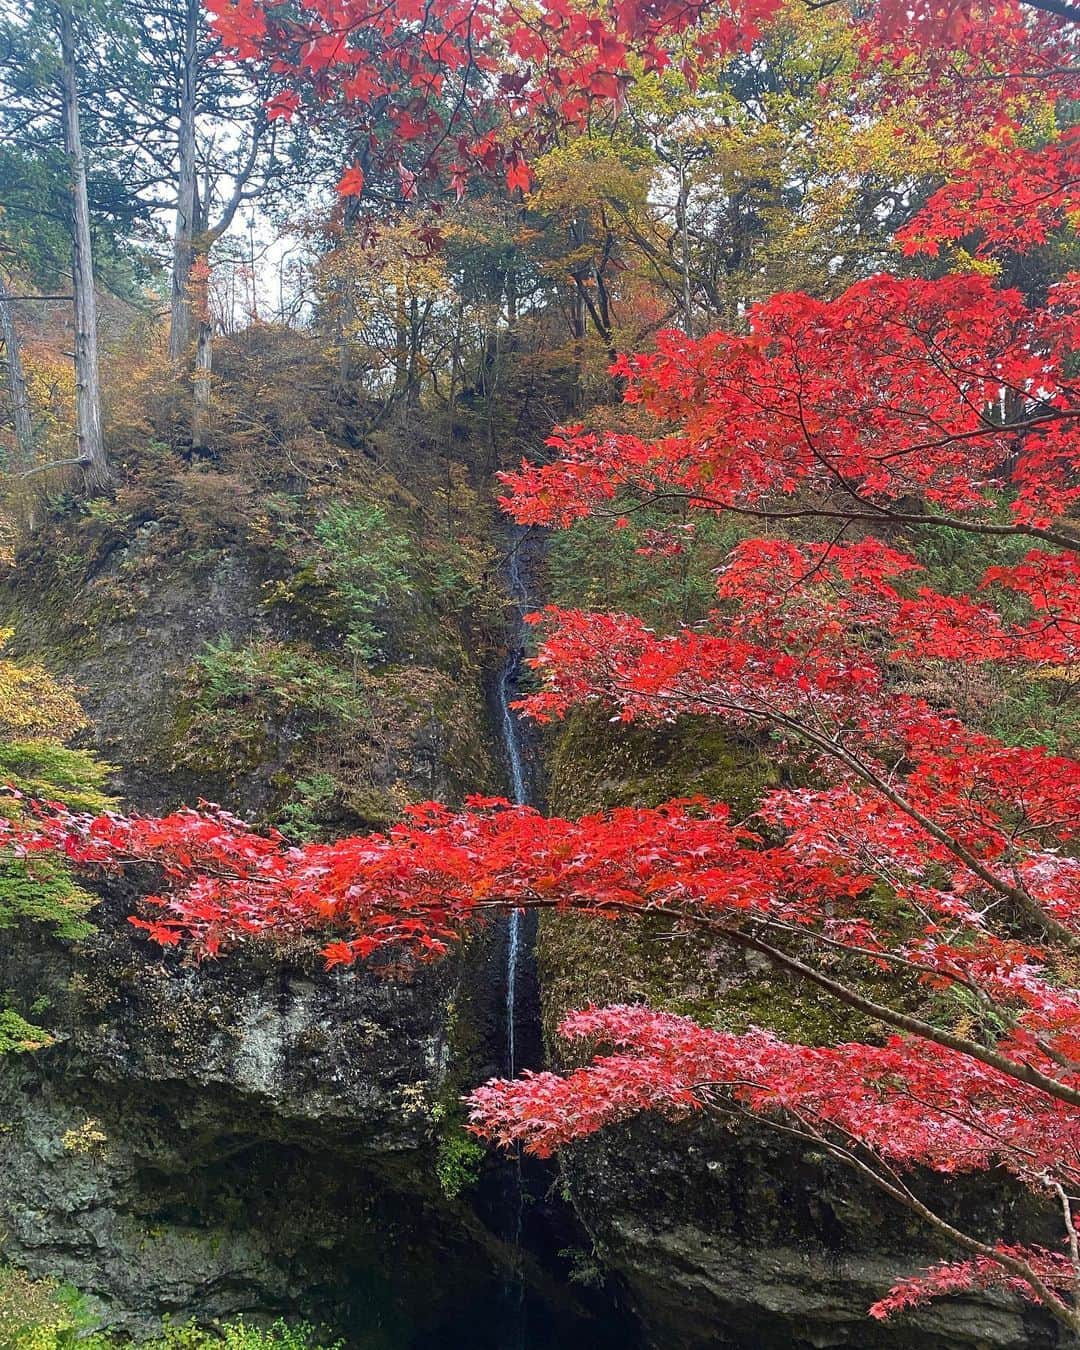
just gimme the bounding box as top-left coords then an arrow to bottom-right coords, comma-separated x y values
336,162 -> 365,198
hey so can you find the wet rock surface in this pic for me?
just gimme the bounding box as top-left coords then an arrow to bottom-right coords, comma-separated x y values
559,1115 -> 1064,1349
0,890 -> 634,1348
0,896 -> 492,1340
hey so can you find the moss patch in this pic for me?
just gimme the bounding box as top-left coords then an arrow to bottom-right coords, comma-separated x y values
540,709 -> 880,1053
548,709 -> 781,819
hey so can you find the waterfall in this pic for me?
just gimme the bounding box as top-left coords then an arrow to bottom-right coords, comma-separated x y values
496,531 -> 530,1074
484,529 -> 635,1350
495,529 -> 531,1347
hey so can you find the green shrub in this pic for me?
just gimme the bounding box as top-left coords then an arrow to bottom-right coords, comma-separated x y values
0,852 -> 96,942
150,1317 -> 341,1350
274,772 -> 339,843
0,1267 -> 88,1349
312,502 -> 414,661
0,1008 -> 55,1054
433,1119 -> 486,1199
175,639 -> 370,778
0,670 -> 112,1058
187,638 -> 367,731
0,741 -> 113,815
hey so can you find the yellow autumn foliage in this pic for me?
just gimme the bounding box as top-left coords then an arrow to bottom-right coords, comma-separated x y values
21,342 -> 76,461
318,218 -> 450,333
0,629 -> 89,741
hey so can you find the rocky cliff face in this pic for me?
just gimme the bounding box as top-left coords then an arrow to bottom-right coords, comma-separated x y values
0,894 -> 492,1343
540,711 -> 1064,1350
0,456 -> 631,1348
0,447 -> 1065,1348
558,1118 -> 1062,1350
0,447 -> 527,1343
0,476 -> 496,821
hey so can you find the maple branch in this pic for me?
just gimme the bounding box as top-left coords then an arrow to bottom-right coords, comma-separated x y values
575,669 -> 1080,951
595,491 -> 1080,556
778,723 -> 1080,950
1019,0 -> 1080,22
755,916 -> 989,1000
1053,1180 -> 1080,1294
464,892 -> 1080,1110
893,1084 -> 1074,1182
871,409 -> 1080,464
706,919 -> 1080,1110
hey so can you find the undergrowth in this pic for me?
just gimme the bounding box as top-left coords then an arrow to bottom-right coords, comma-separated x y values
0,1267 -> 341,1350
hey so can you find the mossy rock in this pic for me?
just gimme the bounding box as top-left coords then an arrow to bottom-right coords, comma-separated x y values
540,708 -> 878,1049
547,708 -> 780,818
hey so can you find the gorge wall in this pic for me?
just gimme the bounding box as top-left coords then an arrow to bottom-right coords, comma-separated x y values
0,374 -> 1063,1348
0,396 -> 629,1348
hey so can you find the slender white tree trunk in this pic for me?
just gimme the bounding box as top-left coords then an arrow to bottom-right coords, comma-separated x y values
0,273 -> 35,471
192,256 -> 212,450
677,142 -> 693,338
58,0 -> 108,488
168,0 -> 199,363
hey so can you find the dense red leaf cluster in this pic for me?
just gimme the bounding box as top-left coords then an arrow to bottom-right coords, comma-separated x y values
868,1248 -> 1077,1320
858,0 -> 1077,128
896,129 -> 1080,258
207,0 -> 1077,196
0,794 -> 881,959
467,1005 -> 1080,1178
207,0 -> 781,196
501,273 -> 1080,531
468,1003 -> 1080,1315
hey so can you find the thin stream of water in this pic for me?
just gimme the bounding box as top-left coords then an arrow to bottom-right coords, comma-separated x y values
494,530 -> 531,1347
498,533 -> 530,1072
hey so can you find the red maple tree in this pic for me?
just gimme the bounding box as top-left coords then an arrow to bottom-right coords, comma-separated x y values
206,0 -> 1078,198
10,0 -> 1080,1332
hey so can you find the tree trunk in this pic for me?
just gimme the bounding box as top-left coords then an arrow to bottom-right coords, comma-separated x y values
58,1 -> 108,489
167,0 -> 200,364
677,142 -> 693,338
0,273 -> 35,471
182,104 -> 264,445
505,259 -> 519,357
392,287 -> 408,399
192,319 -> 212,450
405,296 -> 422,406
336,309 -> 351,388
191,249 -> 212,450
